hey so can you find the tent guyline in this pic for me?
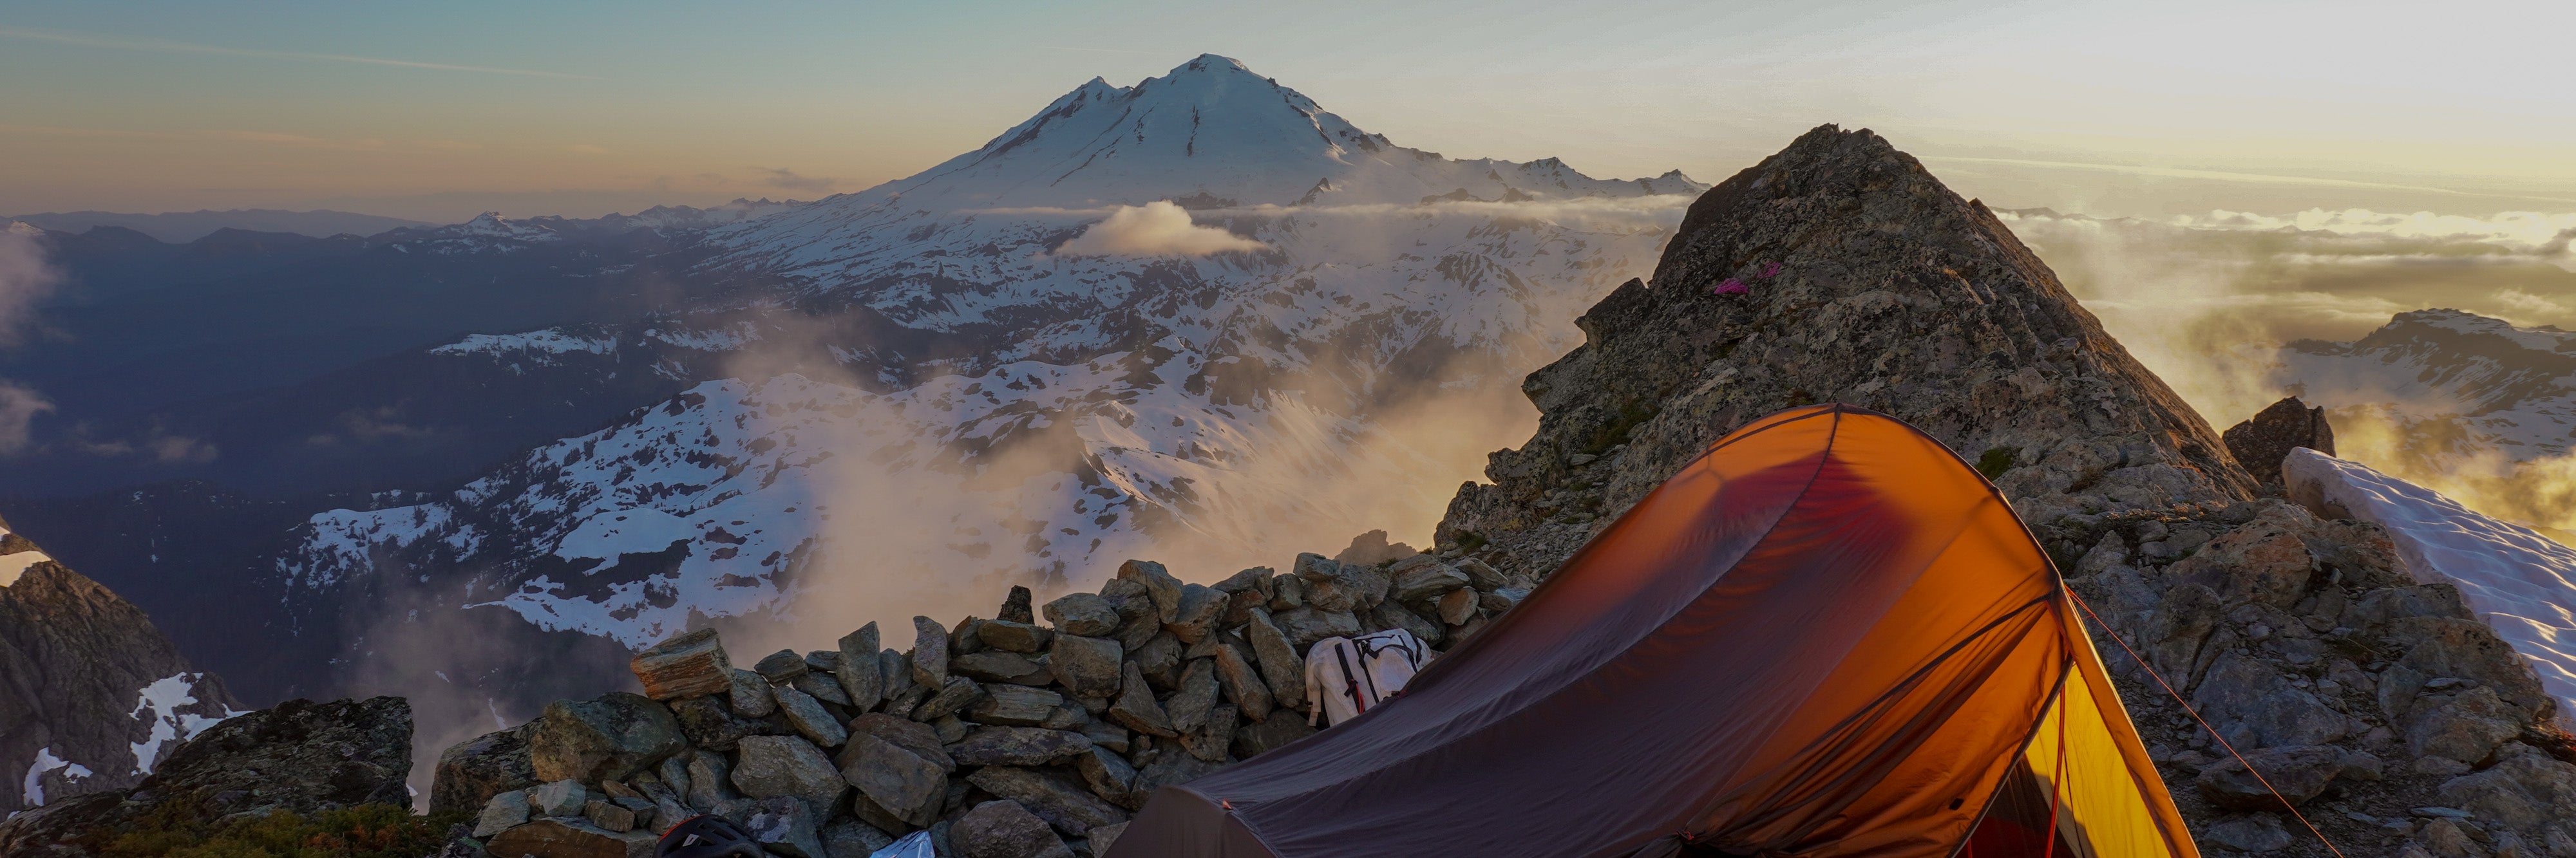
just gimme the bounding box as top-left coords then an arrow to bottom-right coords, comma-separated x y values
1112,404 -> 2204,858
2067,590 -> 2347,858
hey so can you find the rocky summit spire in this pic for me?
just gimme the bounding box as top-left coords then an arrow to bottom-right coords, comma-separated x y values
1438,124 -> 2254,575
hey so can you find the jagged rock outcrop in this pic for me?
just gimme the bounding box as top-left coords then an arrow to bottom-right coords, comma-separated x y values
0,696 -> 413,856
1432,126 -> 2576,856
1436,124 -> 2253,579
439,552 -> 1527,857
0,515 -> 239,817
2224,396 -> 2336,485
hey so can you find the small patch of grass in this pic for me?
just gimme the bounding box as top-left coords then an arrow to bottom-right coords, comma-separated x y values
1975,447 -> 2017,480
102,802 -> 466,858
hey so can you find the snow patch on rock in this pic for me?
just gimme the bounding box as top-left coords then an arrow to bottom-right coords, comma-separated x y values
2285,448 -> 2576,716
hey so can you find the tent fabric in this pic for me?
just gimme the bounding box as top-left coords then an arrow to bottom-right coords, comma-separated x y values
1107,404 -> 2197,858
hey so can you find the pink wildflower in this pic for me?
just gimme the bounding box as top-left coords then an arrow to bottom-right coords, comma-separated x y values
1761,261 -> 1781,279
1714,278 -> 1749,295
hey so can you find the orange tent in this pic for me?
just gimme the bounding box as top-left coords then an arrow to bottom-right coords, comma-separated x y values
1110,404 -> 2197,858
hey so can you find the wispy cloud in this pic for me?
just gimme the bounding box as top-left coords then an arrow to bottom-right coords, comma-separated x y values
755,167 -> 837,192
0,25 -> 600,80
1928,156 -> 2576,205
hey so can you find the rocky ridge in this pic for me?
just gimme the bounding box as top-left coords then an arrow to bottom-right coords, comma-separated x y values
1427,126 -> 2576,857
0,696 -> 414,856
1,515 -> 240,817
432,548 -> 1531,857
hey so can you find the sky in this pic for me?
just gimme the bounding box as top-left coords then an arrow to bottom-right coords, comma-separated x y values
1,0 -> 2571,223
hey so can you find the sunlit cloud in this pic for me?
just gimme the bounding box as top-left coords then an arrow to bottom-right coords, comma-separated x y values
1052,201 -> 1267,257
0,25 -> 601,80
1932,156 -> 2576,206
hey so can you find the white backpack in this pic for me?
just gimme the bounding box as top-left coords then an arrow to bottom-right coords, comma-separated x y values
1303,629 -> 1430,727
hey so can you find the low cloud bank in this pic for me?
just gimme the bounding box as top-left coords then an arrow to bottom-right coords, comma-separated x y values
1055,200 -> 1267,257
2007,206 -> 2576,535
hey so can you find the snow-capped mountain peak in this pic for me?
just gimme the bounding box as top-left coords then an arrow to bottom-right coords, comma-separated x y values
822,54 -> 1689,212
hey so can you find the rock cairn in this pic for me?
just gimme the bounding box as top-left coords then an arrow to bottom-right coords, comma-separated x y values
439,554 -> 1534,858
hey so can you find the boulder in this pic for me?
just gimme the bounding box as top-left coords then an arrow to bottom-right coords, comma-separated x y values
1088,821 -> 1131,857
966,766 -> 1131,837
2404,685 -> 2526,764
2222,397 -> 2334,485
670,692 -> 770,752
838,732 -> 949,829
747,795 -> 828,858
948,727 -> 1093,767
846,713 -> 956,772
1001,585 -> 1037,624
951,617 -> 989,656
484,818 -> 658,858
1074,745 -> 1146,809
475,789 -> 532,839
1134,631 -> 1184,690
533,778 -> 592,817
838,622 -> 885,712
956,799 -> 1074,858
1233,714 -> 1318,759
969,684 -> 1065,727
1164,584 -> 1226,643
774,684 -> 850,748
2200,814 -> 2295,853
978,619 -> 1054,654
632,628 -> 736,700
1437,588 -> 1478,626
1390,562 -> 1470,607
1213,566 -> 1273,595
430,721 -> 538,816
1168,659 -> 1220,735
1135,751 -> 1226,795
1117,559 -> 1185,623
2170,510 -> 2318,610
1181,704 -> 1238,762
731,667 -> 779,717
1043,593 -> 1122,637
795,671 -> 853,707
2433,749 -> 2576,830
911,616 -> 952,689
824,819 -> 898,858
757,648 -> 812,683
1080,720 -> 1132,754
531,692 -> 687,784
1212,642 -> 1275,722
1272,607 -> 1361,649
1107,662 -> 1177,738
687,750 -> 741,810
585,798 -> 638,833
913,676 -> 985,722
2190,652 -> 2347,749
1242,609 -> 1307,712
732,735 -> 848,817
1370,601 -> 1444,648
2384,616 -> 2552,720
2194,745 -> 2345,810
954,650 -> 1050,684
1049,633 -> 1124,698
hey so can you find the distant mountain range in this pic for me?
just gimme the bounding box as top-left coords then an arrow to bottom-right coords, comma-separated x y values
2,209 -> 436,243
2271,308 -> 2576,534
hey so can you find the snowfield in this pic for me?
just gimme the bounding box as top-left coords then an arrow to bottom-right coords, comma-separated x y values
2285,448 -> 2576,719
